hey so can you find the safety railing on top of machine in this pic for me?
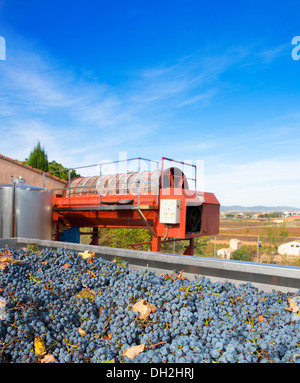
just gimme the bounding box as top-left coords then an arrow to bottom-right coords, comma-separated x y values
43,157 -> 160,208
42,157 -> 199,208
161,157 -> 197,197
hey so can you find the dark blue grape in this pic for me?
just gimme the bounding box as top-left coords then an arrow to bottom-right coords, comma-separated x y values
1,246 -> 300,363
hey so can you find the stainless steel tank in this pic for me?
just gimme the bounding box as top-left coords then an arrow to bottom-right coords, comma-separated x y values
0,178 -> 53,240
0,184 -> 13,239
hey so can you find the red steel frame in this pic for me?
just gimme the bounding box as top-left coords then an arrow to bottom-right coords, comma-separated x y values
52,157 -> 220,255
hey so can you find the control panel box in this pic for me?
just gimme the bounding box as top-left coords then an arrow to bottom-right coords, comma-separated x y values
159,199 -> 181,224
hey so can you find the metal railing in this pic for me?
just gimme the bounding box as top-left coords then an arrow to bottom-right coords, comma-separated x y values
161,157 -> 197,196
3,237 -> 300,292
42,157 -> 202,208
43,157 -> 160,208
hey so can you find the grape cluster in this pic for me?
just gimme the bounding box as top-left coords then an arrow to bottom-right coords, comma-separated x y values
0,246 -> 300,363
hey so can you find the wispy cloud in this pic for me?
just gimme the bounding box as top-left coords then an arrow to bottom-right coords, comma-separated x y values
177,88 -> 217,107
205,157 -> 300,207
0,41 -> 252,168
129,48 -> 249,108
258,43 -> 289,64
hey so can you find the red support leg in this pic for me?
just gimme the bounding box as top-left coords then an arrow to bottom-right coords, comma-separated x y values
183,238 -> 195,256
90,227 -> 99,245
152,236 -> 161,252
54,221 -> 59,241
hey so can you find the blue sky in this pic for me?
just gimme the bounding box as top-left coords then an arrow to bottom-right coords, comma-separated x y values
0,0 -> 300,207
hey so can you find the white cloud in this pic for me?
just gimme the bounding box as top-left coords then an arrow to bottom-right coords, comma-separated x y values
205,158 -> 300,207
259,43 -> 288,63
128,48 -> 249,108
177,88 -> 217,107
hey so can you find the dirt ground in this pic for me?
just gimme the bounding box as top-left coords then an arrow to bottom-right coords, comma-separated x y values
215,219 -> 300,244
208,219 -> 300,265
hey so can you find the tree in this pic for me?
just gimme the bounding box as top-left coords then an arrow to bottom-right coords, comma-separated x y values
48,160 -> 80,181
23,144 -> 80,180
231,246 -> 252,262
96,228 -> 152,251
24,141 -> 48,172
260,223 -> 289,262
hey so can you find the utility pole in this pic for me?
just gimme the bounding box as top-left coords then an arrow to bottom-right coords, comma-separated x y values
214,236 -> 216,257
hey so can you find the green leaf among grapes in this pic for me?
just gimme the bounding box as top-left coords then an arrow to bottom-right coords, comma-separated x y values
113,256 -> 126,267
76,286 -> 96,300
101,359 -> 115,363
26,243 -> 39,252
30,276 -> 42,283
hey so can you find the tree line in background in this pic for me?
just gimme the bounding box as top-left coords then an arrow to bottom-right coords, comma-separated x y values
23,141 -> 80,180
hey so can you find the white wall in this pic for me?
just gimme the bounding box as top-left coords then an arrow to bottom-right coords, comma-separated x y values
278,242 -> 300,256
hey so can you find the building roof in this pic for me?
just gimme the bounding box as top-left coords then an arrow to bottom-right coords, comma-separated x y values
0,154 -> 67,185
217,247 -> 235,254
279,241 -> 300,247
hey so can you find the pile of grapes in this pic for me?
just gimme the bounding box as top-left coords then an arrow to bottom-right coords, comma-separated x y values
1,245 -> 300,363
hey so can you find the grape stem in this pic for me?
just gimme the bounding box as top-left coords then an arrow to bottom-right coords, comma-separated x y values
147,341 -> 167,349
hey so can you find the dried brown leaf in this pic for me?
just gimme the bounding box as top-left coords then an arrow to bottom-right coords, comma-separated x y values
40,353 -> 57,363
0,297 -> 7,320
101,333 -> 112,340
132,299 -> 158,320
123,344 -> 145,360
78,327 -> 87,337
284,298 -> 299,313
177,270 -> 187,280
79,250 -> 95,261
87,270 -> 96,277
0,255 -> 23,270
258,314 -> 264,323
148,302 -> 158,313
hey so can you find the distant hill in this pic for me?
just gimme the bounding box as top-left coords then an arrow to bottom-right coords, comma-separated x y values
220,205 -> 300,213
